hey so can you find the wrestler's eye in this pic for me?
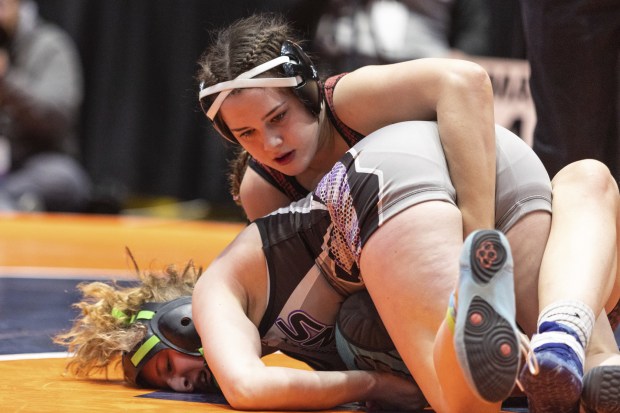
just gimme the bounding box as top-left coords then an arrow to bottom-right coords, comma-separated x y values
237,129 -> 254,140
271,111 -> 286,123
166,356 -> 172,373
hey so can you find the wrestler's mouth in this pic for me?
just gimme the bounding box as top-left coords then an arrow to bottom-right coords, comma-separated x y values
274,150 -> 294,166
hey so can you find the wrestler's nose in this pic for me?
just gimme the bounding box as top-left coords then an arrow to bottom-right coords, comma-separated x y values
263,131 -> 283,151
168,375 -> 193,393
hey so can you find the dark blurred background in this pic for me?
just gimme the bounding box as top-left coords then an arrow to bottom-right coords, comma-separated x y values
36,0 -> 525,220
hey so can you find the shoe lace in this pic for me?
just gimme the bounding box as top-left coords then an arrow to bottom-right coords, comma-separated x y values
515,332 -> 540,392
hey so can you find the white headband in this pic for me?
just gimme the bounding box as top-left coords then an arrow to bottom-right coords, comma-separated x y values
199,56 -> 302,120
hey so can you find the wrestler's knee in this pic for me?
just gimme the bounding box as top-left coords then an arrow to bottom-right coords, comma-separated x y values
552,159 -> 618,201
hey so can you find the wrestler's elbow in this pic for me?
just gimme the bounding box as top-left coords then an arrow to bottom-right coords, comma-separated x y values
442,61 -> 493,105
223,377 -> 271,411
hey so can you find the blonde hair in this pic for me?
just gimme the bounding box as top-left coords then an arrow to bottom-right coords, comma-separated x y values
53,251 -> 202,379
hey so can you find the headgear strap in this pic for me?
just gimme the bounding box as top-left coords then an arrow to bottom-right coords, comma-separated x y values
199,55 -> 302,120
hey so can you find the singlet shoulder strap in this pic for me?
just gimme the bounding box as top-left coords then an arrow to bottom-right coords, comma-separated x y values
323,74 -> 365,147
248,157 -> 308,201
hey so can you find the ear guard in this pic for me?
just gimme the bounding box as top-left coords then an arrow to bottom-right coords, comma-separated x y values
280,40 -> 321,117
199,40 -> 321,143
121,296 -> 204,387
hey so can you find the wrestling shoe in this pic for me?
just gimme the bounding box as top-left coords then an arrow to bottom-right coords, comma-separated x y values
581,365 -> 620,413
453,229 -> 521,403
518,333 -> 584,413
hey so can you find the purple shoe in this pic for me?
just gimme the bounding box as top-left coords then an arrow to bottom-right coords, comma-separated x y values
519,340 -> 583,413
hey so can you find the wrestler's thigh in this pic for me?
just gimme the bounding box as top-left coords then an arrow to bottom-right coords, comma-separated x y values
359,201 -> 462,403
505,210 -> 551,336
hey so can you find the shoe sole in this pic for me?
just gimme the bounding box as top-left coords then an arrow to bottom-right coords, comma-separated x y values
582,366 -> 620,413
455,230 -> 519,403
520,350 -> 581,413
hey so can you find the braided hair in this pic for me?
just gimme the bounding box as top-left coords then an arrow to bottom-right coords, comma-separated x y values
196,13 -> 299,95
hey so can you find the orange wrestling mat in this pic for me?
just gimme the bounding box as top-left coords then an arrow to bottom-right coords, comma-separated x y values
0,352 -> 357,413
0,213 -> 526,412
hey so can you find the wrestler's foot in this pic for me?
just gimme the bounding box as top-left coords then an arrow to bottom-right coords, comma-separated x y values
582,365 -> 620,413
519,336 -> 583,413
453,229 -> 520,403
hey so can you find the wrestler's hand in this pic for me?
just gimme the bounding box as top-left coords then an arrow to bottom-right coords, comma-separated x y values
366,371 -> 427,411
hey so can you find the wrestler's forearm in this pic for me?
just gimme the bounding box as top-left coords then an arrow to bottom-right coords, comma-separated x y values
221,367 -> 416,411
436,64 -> 496,236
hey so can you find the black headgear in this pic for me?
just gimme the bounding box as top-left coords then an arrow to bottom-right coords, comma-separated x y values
121,296 -> 203,386
198,40 -> 321,143
279,40 -> 321,116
